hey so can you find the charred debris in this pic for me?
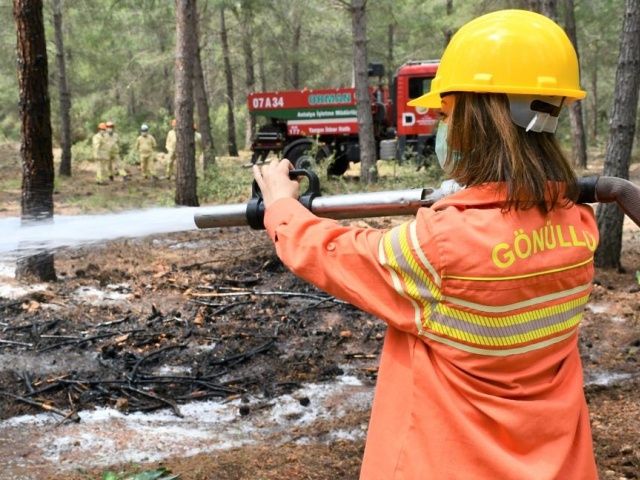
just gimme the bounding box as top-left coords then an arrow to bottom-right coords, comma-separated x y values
0,255 -> 383,424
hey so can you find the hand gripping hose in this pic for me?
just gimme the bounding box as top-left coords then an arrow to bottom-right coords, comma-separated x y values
578,176 -> 640,227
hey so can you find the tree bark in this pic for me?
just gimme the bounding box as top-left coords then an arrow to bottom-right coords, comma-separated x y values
236,1 -> 256,150
527,0 -> 558,19
220,7 -> 238,157
595,0 -> 640,269
563,0 -> 588,168
291,5 -> 302,89
127,75 -> 136,116
350,0 -> 377,184
193,9 -> 215,171
443,0 -> 453,47
174,0 -> 198,206
589,42 -> 599,145
52,0 -> 72,177
258,42 -> 267,92
13,0 -> 56,281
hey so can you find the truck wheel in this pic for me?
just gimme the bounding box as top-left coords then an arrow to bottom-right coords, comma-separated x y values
284,140 -> 330,171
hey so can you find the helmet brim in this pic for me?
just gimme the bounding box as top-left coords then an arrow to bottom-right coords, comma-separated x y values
408,91 -> 442,109
408,86 -> 586,110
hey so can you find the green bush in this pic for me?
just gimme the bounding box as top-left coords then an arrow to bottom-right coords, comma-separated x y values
71,139 -> 94,163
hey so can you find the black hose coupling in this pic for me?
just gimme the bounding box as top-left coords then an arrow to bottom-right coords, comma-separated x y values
577,175 -> 600,204
246,169 -> 321,230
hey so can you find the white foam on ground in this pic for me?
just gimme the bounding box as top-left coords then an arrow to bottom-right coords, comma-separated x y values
0,375 -> 373,476
71,285 -> 132,305
0,282 -> 47,300
0,262 -> 15,279
586,303 -> 611,314
584,371 -> 634,386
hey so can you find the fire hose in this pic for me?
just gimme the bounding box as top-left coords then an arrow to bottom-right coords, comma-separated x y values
194,171 -> 640,230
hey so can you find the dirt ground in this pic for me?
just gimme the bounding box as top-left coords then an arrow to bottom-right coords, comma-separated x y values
1,143 -> 640,479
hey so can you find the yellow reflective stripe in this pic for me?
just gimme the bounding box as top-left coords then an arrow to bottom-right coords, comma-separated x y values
397,223 -> 441,301
378,229 -> 426,335
422,329 -> 577,357
437,295 -> 589,328
428,312 -> 582,347
409,221 -> 441,286
443,256 -> 593,282
442,283 -> 592,313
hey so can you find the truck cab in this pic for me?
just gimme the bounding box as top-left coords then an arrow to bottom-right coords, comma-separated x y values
388,60 -> 440,164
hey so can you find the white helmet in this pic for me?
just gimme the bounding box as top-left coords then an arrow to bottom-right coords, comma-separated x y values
140,124 -> 149,132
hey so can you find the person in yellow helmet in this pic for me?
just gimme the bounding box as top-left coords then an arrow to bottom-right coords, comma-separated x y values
104,120 -> 129,179
92,122 -> 111,184
165,119 -> 177,180
254,10 -> 600,479
134,123 -> 157,179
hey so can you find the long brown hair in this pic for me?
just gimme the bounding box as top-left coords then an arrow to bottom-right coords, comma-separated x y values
445,92 -> 578,213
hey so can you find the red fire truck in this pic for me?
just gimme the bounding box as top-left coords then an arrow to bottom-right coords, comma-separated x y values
247,60 -> 440,175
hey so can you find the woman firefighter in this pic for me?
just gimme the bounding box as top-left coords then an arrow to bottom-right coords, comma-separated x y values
254,9 -> 600,479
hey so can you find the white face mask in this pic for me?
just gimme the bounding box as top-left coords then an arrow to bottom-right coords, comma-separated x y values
434,122 -> 461,171
435,122 -> 448,169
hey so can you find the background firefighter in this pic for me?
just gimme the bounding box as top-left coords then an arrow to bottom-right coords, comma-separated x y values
253,9 -> 604,479
134,123 -> 157,179
91,122 -> 110,184
105,120 -> 128,178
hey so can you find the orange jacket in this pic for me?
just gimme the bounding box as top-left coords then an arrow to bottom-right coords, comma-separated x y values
264,183 -> 599,480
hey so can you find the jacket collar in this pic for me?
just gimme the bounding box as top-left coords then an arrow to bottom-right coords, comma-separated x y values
432,182 -> 569,210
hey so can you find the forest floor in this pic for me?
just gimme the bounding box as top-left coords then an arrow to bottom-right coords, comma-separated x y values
0,142 -> 639,479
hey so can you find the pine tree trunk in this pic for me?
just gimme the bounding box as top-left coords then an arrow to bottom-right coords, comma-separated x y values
351,0 -> 377,184
527,0 -> 558,19
595,0 -> 640,269
13,0 -> 56,281
258,43 -> 267,92
239,1 -> 256,150
220,8 -> 238,157
589,51 -> 599,145
291,5 -> 302,90
52,0 -> 72,177
443,0 -> 453,46
174,0 -> 198,206
128,80 -> 136,116
563,0 -> 588,168
193,10 -> 215,171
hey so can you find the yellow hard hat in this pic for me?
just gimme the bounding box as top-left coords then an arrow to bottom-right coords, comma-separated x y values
98,122 -> 107,130
409,9 -> 586,109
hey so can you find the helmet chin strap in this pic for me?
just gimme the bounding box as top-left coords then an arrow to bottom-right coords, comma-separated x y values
507,95 -> 565,133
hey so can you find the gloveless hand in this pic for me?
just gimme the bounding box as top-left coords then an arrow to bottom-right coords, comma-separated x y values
252,159 -> 300,208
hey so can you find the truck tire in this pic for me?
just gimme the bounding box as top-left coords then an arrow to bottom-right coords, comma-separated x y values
283,139 -> 330,171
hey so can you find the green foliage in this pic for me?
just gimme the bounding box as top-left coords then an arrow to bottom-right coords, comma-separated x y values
198,158 -> 255,204
71,139 -> 94,163
60,176 -> 174,213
